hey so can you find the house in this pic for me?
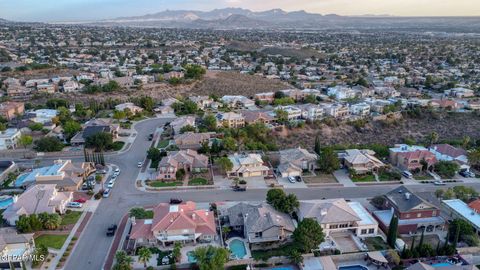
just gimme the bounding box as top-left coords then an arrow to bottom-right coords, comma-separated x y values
170,116 -> 196,135
221,95 -> 255,108
275,105 -> 302,120
298,199 -> 378,237
0,228 -> 35,269
115,103 -> 143,114
189,96 -> 213,109
36,83 -> 56,93
298,104 -> 324,121
349,103 -> 371,116
216,112 -> 245,128
0,102 -> 24,120
13,159 -> 95,191
129,201 -> 217,248
340,149 -> 385,174
157,150 -> 209,180
324,103 -> 350,119
327,86 -> 356,100
29,109 -> 58,124
374,87 -> 400,98
164,71 -> 184,80
277,148 -> 318,178
62,80 -> 80,92
280,89 -> 304,101
373,186 -> 445,235
241,111 -> 275,125
0,128 -> 21,150
429,144 -> 469,170
430,99 -> 461,110
174,132 -> 213,150
70,119 -> 119,146
219,202 -> 295,248
406,262 -> 478,270
389,144 -> 437,172
227,153 -> 270,178
443,199 -> 480,236
255,92 -> 275,103
2,184 -> 72,225
444,87 -> 475,98
7,85 -> 31,98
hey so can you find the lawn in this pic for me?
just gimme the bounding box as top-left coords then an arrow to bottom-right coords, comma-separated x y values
303,173 -> 337,184
35,234 -> 68,250
378,171 -> 402,181
365,236 -> 389,251
60,211 -> 82,226
351,174 -> 376,182
157,140 -> 170,149
188,178 -> 209,186
147,181 -> 183,188
414,173 -> 434,180
110,141 -> 125,151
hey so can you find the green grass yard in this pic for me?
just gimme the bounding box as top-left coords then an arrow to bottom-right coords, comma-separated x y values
351,174 -> 376,182
35,234 -> 68,250
147,181 -> 183,187
188,178 -> 209,186
157,140 -> 170,149
60,211 -> 82,226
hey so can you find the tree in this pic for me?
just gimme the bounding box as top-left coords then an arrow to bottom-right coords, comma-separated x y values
468,148 -> 480,170
462,136 -> 471,149
31,245 -> 48,267
448,219 -> 474,243
129,208 -> 151,219
221,226 -> 231,242
137,247 -> 152,268
184,64 -> 206,80
113,251 -> 133,270
113,110 -> 126,120
293,218 -> 325,252
434,161 -> 459,178
147,147 -> 162,163
217,157 -> 233,173
18,134 -> 33,149
222,137 -> 237,152
85,132 -> 113,151
435,189 -> 444,198
289,250 -> 304,265
172,242 -> 182,262
0,123 -> 6,132
318,147 -> 340,173
427,131 -> 439,146
371,196 -> 386,209
16,215 -> 32,233
387,215 -> 398,248
191,245 -> 229,270
274,109 -> 289,124
63,120 -> 81,140
314,135 -> 321,155
202,114 -> 217,132
179,125 -> 196,134
34,137 -> 64,152
42,213 -> 61,230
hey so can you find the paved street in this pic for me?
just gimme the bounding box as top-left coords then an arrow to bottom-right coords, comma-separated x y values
8,117 -> 480,270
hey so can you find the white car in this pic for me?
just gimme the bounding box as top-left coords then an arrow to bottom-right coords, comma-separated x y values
67,202 -> 83,208
114,168 -> 120,173
287,176 -> 296,183
107,180 -> 115,188
137,162 -> 143,168
433,181 -> 446,186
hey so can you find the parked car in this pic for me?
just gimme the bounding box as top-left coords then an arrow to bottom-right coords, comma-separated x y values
459,170 -> 475,178
434,181 -> 446,186
106,224 -> 117,236
402,171 -> 413,179
137,162 -> 143,168
82,182 -> 94,190
98,169 -> 107,174
67,202 -> 83,208
288,176 -> 296,183
111,175 -> 117,182
103,189 -> 111,198
74,198 -> 87,203
148,133 -> 154,141
295,176 -> 302,182
170,198 -> 183,204
107,180 -> 115,188
114,168 -> 120,173
232,185 -> 246,192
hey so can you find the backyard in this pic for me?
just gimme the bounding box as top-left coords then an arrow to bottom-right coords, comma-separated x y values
35,234 -> 68,250
365,237 -> 389,251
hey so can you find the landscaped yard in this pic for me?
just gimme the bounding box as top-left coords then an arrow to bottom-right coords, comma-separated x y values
303,173 -> 337,184
188,178 -> 209,186
157,140 -> 170,149
365,236 -> 389,251
60,211 -> 82,226
147,180 -> 183,187
251,243 -> 298,261
351,173 -> 376,182
111,141 -> 125,151
414,172 -> 434,180
378,171 -> 402,181
35,234 -> 68,250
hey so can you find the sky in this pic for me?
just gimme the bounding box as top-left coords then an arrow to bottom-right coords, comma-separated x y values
1,0 -> 479,22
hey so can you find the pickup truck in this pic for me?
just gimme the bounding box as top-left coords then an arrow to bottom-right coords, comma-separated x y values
106,224 -> 118,237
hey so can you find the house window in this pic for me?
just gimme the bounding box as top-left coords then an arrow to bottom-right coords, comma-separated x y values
432,210 -> 436,216
368,228 -> 375,234
361,229 -> 367,235
417,213 -> 422,218
255,232 -> 262,238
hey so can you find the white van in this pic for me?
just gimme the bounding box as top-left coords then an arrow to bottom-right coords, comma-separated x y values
402,171 -> 413,179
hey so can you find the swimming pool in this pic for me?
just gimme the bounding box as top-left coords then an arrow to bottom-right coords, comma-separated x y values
0,197 -> 13,209
186,251 -> 196,263
339,265 -> 369,270
432,263 -> 453,267
229,239 -> 247,259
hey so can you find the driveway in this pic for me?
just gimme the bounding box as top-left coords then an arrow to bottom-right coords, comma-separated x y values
333,169 -> 356,187
278,177 -> 308,188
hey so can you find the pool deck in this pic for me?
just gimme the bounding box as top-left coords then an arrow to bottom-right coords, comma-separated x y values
337,260 -> 377,270
180,242 -> 221,263
226,237 -> 251,260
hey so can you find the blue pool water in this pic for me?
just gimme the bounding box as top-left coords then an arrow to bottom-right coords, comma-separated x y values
14,173 -> 30,187
0,197 -> 13,209
187,251 -> 196,263
339,265 -> 369,270
229,239 -> 247,259
432,263 -> 453,267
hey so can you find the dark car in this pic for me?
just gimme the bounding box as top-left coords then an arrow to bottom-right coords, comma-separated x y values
170,198 -> 183,204
459,170 -> 475,178
295,176 -> 302,182
106,224 -> 117,236
148,133 -> 154,141
232,185 -> 246,192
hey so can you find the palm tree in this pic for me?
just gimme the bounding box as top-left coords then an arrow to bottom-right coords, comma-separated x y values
428,131 -> 439,147
137,247 -> 152,268
43,214 -> 61,230
221,226 -> 231,242
113,251 -> 133,270
462,136 -> 471,149
289,250 -> 304,265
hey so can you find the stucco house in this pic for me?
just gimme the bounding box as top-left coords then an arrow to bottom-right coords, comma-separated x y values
277,147 -> 318,177
340,149 -> 385,174
227,153 -> 270,178
156,150 -> 209,180
389,144 -> 437,172
0,228 -> 35,269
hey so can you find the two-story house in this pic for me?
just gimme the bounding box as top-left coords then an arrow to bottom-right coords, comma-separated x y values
373,186 -> 445,235
216,112 -> 245,128
157,150 -> 209,180
389,144 -> 437,172
277,147 -> 318,178
227,153 -> 270,178
129,202 -> 217,248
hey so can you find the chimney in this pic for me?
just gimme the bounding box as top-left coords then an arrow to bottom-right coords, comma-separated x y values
131,216 -> 136,225
320,209 -> 328,216
405,192 -> 411,200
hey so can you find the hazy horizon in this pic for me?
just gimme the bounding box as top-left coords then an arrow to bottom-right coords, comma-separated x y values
1,0 -> 479,22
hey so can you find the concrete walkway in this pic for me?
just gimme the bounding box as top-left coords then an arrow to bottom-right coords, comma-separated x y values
333,169 -> 357,187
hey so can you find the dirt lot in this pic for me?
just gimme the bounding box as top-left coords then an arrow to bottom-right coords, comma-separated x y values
274,112 -> 480,150
303,173 -> 337,184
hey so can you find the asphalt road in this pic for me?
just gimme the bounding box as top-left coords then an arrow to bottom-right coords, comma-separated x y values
17,117 -> 480,270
